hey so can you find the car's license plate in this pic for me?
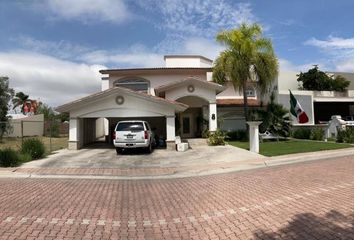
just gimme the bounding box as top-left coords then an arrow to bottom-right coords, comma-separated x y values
126,135 -> 134,139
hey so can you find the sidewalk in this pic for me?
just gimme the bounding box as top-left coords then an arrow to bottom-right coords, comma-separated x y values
1,148 -> 354,180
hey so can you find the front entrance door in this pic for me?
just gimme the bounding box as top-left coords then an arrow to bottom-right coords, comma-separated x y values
181,113 -> 193,138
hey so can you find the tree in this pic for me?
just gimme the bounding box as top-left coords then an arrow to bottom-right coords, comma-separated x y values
252,92 -> 290,137
37,103 -> 55,120
297,66 -> 350,92
12,91 -> 29,114
213,23 -> 278,121
0,77 -> 14,142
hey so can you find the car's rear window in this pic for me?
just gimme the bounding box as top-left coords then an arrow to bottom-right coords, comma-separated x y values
116,122 -> 144,131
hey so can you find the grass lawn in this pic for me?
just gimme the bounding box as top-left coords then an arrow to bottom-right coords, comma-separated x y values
228,139 -> 353,157
0,136 -> 68,155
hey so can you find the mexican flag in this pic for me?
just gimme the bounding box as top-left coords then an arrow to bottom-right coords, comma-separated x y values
289,90 -> 309,124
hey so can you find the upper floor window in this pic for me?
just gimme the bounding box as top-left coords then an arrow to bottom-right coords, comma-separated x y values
114,78 -> 150,93
245,87 -> 256,97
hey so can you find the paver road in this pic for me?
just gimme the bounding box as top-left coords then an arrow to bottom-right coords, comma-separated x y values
1,156 -> 354,239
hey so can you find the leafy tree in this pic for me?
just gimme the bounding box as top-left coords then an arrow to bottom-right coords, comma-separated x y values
213,23 -> 278,121
12,91 -> 29,114
37,103 -> 55,120
0,77 -> 14,142
251,92 -> 290,137
297,66 -> 349,92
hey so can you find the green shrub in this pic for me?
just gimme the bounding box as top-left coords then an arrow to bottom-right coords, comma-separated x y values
226,130 -> 247,141
291,128 -> 311,139
208,129 -> 226,146
21,138 -> 46,159
202,129 -> 210,138
0,148 -> 21,167
310,127 -> 324,141
337,126 -> 354,143
18,153 -> 32,163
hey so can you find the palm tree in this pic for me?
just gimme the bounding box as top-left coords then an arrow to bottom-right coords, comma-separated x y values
12,92 -> 29,114
213,23 -> 278,121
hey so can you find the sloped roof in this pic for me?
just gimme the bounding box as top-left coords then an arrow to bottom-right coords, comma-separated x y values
56,87 -> 188,113
155,77 -> 225,94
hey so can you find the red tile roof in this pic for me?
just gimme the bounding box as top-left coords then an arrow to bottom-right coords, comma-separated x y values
217,98 -> 262,106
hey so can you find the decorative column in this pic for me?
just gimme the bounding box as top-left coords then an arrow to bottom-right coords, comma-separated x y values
246,121 -> 262,153
209,103 -> 217,132
68,118 -> 81,150
166,115 -> 176,141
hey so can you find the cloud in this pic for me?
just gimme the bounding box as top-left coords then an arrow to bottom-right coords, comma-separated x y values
11,36 -> 91,59
304,35 -> 354,72
44,0 -> 130,24
80,43 -> 165,67
334,58 -> 354,72
0,51 -> 104,107
305,36 -> 354,50
278,58 -> 320,72
139,0 -> 255,37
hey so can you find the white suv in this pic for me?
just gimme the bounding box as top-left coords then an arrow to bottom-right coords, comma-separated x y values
113,120 -> 155,154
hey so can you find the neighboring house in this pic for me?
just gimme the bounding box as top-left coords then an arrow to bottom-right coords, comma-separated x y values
56,55 -> 263,150
276,71 -> 354,125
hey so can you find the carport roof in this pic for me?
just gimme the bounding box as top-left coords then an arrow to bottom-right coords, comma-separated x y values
155,77 -> 225,95
56,87 -> 188,113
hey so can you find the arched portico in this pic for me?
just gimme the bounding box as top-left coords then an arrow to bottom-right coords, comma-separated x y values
155,78 -> 224,137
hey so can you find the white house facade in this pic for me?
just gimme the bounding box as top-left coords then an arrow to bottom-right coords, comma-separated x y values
57,55 -> 263,150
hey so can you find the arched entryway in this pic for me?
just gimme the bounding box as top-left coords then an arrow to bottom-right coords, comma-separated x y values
175,96 -> 209,138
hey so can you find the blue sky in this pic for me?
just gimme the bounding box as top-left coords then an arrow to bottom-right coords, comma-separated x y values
1,0 -> 354,106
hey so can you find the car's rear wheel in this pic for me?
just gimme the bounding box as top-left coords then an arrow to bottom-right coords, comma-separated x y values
116,147 -> 122,155
146,143 -> 152,154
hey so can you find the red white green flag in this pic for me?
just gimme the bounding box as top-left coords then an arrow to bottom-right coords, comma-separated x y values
289,90 -> 309,124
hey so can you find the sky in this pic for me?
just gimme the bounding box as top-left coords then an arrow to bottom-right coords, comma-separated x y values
1,0 -> 354,107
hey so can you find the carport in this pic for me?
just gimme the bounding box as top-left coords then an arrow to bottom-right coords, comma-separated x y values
56,87 -> 187,150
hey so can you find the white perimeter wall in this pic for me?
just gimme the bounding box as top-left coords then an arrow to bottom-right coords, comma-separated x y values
7,114 -> 44,137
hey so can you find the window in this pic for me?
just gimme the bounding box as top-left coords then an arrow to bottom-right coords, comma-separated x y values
116,122 -> 144,131
114,78 -> 150,93
245,87 -> 256,97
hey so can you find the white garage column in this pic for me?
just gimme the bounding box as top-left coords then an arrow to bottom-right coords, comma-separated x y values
166,115 -> 176,150
68,118 -> 82,150
209,103 -> 217,132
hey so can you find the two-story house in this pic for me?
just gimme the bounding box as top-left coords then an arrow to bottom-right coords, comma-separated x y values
57,55 -> 261,150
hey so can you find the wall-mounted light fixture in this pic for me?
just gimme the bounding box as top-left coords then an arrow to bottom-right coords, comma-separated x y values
212,114 -> 215,120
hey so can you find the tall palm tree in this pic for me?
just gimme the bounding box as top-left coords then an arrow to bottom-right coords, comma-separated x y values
12,92 -> 29,114
213,23 -> 278,121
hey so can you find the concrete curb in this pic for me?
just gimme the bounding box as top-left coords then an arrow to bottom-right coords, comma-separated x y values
0,148 -> 353,180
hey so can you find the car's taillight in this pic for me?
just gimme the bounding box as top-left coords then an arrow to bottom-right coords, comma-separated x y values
113,131 -> 116,140
144,131 -> 148,139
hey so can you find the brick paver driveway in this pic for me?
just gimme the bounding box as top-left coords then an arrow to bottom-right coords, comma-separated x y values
1,156 -> 354,240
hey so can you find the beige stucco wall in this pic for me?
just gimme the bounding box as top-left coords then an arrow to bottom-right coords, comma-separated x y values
7,114 -> 44,137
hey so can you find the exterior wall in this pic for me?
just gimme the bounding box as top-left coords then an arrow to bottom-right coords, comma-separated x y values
216,82 -> 243,99
277,91 -> 315,125
101,77 -> 109,91
276,70 -> 299,92
165,84 -> 216,103
7,114 -> 44,137
164,57 -> 212,68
